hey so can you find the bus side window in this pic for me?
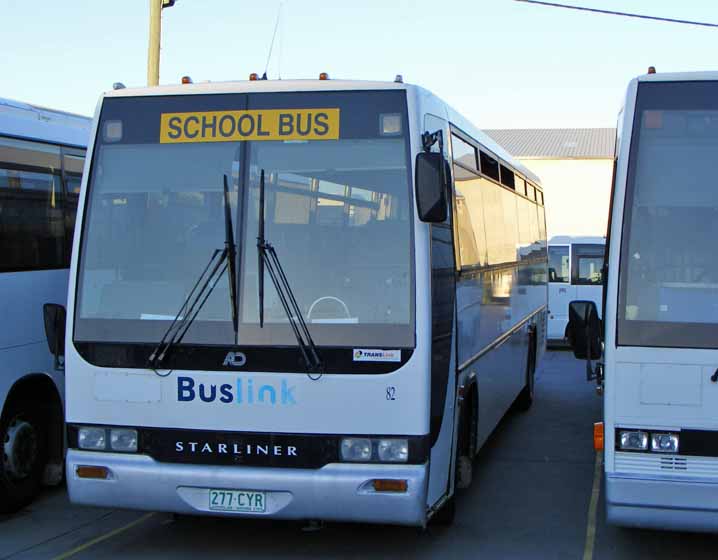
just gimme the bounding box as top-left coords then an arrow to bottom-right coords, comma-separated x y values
548,246 -> 569,283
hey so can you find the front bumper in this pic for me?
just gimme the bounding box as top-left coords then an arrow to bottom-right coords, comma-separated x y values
67,450 -> 428,526
606,474 -> 718,532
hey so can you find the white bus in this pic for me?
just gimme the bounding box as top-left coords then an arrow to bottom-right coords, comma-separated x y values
0,98 -> 89,512
62,78 -> 547,526
568,71 -> 718,532
547,236 -> 604,343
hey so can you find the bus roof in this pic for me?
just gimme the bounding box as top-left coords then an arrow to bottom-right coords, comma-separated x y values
549,235 -> 605,246
102,79 -> 540,187
0,96 -> 91,148
636,70 -> 718,83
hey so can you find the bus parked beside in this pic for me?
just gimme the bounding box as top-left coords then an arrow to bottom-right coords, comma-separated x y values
61,78 -> 547,526
0,97 -> 89,512
548,236 -> 604,343
569,71 -> 718,532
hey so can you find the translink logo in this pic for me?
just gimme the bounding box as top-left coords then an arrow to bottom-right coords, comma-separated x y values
177,376 -> 297,406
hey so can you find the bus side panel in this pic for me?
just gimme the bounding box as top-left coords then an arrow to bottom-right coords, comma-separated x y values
0,270 -> 68,412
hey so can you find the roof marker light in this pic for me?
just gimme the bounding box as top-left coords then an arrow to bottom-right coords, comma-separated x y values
112,82 -> 126,90
249,73 -> 259,81
319,72 -> 329,80
394,74 -> 403,83
181,76 -> 193,84
647,66 -> 656,74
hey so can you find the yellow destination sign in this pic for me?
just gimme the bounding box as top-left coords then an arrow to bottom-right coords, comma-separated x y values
160,108 -> 340,143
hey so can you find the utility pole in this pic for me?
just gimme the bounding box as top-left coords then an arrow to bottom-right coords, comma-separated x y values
147,0 -> 177,86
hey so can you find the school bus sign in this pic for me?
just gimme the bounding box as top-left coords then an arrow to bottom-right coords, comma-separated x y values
159,108 -> 340,143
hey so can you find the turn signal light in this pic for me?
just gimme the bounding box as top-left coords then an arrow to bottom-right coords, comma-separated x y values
593,422 -> 604,451
249,73 -> 259,81
372,479 -> 408,493
76,465 -> 110,479
319,72 -> 329,80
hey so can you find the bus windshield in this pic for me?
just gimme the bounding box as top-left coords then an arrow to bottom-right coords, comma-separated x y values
74,91 -> 414,350
619,81 -> 718,348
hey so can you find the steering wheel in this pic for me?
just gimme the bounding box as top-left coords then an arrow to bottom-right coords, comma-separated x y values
307,296 -> 351,321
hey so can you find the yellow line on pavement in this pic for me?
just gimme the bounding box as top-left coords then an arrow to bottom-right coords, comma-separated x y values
52,512 -> 155,560
582,451 -> 603,560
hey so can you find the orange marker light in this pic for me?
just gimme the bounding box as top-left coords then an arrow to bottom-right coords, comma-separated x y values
647,66 -> 656,74
594,422 -> 604,451
249,73 -> 259,81
319,72 -> 329,80
76,465 -> 110,479
372,479 -> 408,493
181,76 -> 192,84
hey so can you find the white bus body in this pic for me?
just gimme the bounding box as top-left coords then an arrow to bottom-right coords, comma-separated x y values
547,235 -> 604,342
0,98 -> 90,512
571,72 -> 718,532
65,80 -> 547,526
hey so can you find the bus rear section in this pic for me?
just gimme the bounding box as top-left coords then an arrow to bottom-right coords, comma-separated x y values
64,80 -> 546,526
570,74 -> 718,532
547,236 -> 604,343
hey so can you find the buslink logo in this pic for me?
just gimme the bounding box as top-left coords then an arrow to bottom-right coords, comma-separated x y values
177,376 -> 297,406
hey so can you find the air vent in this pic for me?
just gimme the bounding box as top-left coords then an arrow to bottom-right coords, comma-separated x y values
660,456 -> 687,471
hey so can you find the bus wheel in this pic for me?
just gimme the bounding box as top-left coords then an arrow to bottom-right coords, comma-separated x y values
0,400 -> 47,514
515,329 -> 537,412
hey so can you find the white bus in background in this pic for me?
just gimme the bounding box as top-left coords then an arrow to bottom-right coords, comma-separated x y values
568,71 -> 718,532
0,98 -> 90,512
547,236 -> 604,343
61,77 -> 547,527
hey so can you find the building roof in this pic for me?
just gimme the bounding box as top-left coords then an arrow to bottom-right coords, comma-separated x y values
483,128 -> 615,159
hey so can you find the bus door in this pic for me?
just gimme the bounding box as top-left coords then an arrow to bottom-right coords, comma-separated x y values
571,244 -> 604,317
424,114 -> 458,508
548,244 -> 572,338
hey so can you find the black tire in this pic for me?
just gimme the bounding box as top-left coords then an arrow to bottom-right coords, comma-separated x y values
0,399 -> 47,514
515,330 -> 537,412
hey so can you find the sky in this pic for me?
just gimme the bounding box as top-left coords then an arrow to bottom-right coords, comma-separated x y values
3,0 -> 717,129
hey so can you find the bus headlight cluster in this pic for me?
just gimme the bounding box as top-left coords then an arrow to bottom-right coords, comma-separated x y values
340,438 -> 408,463
78,426 -> 138,453
618,429 -> 679,454
651,433 -> 679,453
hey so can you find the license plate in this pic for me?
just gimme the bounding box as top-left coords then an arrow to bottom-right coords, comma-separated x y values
209,489 -> 266,513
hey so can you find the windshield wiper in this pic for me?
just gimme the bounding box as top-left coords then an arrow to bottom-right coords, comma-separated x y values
147,248 -> 228,369
223,174 -> 238,333
148,174 -> 238,369
256,169 -> 323,373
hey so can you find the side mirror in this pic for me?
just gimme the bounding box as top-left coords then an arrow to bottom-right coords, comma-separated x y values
567,300 -> 601,361
415,152 -> 448,223
43,303 -> 66,370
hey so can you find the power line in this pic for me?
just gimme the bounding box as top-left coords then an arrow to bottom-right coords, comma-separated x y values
514,0 -> 718,29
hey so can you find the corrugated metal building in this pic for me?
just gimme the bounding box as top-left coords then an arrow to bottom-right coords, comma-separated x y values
484,128 -> 615,238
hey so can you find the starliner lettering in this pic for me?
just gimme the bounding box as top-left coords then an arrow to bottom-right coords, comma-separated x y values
175,441 -> 297,456
177,376 -> 297,406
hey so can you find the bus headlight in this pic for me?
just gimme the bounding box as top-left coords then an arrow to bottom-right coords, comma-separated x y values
377,439 -> 409,462
651,433 -> 679,453
78,427 -> 107,450
340,438 -> 372,462
619,430 -> 649,451
110,429 -> 138,452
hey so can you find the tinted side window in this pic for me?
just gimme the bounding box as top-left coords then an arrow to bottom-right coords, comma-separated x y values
451,134 -> 478,171
0,138 -> 66,272
480,151 -> 500,182
548,246 -> 569,282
